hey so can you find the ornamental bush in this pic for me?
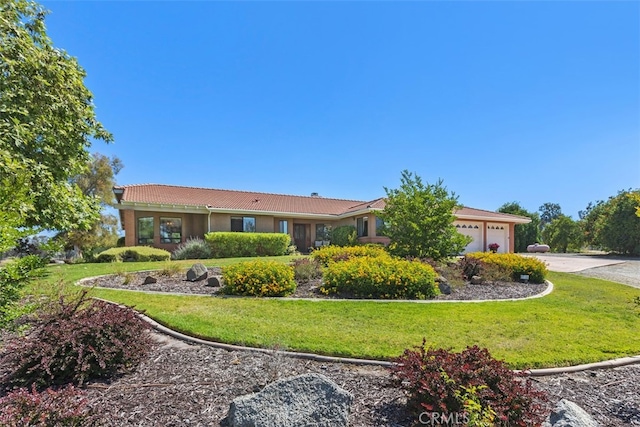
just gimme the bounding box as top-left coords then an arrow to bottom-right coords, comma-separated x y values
222,260 -> 296,297
171,237 -> 212,260
330,225 -> 358,247
290,258 -> 322,282
95,246 -> 170,263
463,252 -> 547,283
391,342 -> 547,426
0,291 -> 152,389
205,232 -> 290,258
321,256 -> 438,299
311,244 -> 389,267
0,385 -> 94,427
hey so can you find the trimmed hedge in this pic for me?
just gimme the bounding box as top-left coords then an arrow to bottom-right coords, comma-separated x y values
311,244 -> 389,267
321,256 -> 438,299
222,260 -> 296,297
463,252 -> 548,283
330,225 -> 358,247
95,246 -> 170,263
205,232 -> 290,258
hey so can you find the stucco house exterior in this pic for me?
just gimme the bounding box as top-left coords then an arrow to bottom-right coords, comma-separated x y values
113,184 -> 531,254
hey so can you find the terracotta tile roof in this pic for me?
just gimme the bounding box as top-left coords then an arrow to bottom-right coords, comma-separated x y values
115,184 -> 368,216
114,184 -> 530,223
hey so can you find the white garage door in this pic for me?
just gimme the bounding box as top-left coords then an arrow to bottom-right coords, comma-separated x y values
454,221 -> 483,253
487,223 -> 508,253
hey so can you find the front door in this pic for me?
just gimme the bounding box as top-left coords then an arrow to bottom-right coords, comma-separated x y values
293,224 -> 310,253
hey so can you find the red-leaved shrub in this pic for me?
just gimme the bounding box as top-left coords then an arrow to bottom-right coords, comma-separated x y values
0,384 -> 94,427
0,291 -> 152,389
391,342 -> 547,426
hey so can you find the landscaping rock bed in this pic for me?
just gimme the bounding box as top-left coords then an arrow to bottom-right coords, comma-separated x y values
81,331 -> 640,426
82,268 -> 548,301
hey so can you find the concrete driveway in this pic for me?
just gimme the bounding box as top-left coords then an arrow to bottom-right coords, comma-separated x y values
523,253 -> 640,289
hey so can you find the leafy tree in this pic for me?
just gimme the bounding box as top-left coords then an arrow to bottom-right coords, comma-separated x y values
497,202 -> 541,252
378,170 -> 471,261
539,203 -> 562,228
541,215 -> 582,253
57,153 -> 123,258
0,0 -> 112,237
581,189 -> 640,255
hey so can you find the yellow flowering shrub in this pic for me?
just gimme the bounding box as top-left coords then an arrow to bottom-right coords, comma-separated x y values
311,245 -> 389,267
222,260 -> 296,297
463,252 -> 547,283
321,256 -> 438,299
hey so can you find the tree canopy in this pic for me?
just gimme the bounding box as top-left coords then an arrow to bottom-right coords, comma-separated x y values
378,170 -> 470,261
581,189 -> 640,255
0,0 -> 112,245
497,202 -> 541,252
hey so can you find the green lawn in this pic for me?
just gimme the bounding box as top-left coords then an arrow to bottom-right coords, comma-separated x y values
40,259 -> 640,369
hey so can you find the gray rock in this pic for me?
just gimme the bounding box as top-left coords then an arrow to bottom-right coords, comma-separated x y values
544,399 -> 599,427
142,276 -> 157,285
226,373 -> 353,427
471,275 -> 484,285
187,263 -> 208,282
206,277 -> 221,287
437,276 -> 451,295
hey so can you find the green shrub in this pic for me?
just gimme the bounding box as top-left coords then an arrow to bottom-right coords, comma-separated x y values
330,225 -> 357,247
321,256 -> 438,299
222,260 -> 296,297
95,246 -> 170,263
311,244 -> 389,267
171,237 -> 212,260
463,252 -> 547,283
205,232 -> 290,258
391,343 -> 547,426
290,258 -> 322,282
0,256 -> 47,327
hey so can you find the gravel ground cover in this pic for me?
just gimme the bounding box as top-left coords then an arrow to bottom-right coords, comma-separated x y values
82,269 -> 548,301
576,261 -> 640,289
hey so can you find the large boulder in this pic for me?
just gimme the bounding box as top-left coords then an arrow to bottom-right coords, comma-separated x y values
544,399 -> 599,427
226,373 -> 353,427
186,263 -> 208,282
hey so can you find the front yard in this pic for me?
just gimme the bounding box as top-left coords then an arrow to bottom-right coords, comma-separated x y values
43,258 -> 640,369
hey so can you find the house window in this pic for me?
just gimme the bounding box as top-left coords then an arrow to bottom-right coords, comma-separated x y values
375,217 -> 386,236
160,217 -> 182,243
315,224 -> 330,241
279,220 -> 288,234
357,217 -> 368,237
137,217 -> 154,244
231,216 -> 256,232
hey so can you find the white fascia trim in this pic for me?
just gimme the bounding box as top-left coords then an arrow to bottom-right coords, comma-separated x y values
455,214 -> 531,224
119,202 -> 340,220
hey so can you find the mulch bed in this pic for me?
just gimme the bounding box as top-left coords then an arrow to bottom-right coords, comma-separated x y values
82,268 -> 548,301
52,270 -> 640,425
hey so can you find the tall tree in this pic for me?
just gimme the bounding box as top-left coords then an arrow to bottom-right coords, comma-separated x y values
542,215 -> 582,253
539,203 -> 563,229
581,189 -> 640,255
378,170 -> 471,261
0,0 -> 112,238
497,202 -> 541,252
58,153 -> 123,256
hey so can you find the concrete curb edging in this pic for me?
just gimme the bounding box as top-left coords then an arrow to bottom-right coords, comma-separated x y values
94,294 -> 640,378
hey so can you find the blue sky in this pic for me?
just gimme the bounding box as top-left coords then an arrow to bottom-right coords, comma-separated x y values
42,1 -> 639,219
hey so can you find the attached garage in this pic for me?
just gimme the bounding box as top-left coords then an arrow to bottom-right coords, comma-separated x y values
486,223 -> 508,254
454,221 -> 483,253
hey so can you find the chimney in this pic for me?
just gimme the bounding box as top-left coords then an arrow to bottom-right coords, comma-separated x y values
310,192 -> 319,197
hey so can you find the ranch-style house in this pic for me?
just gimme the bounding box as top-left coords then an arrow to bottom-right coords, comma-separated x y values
113,184 -> 531,254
